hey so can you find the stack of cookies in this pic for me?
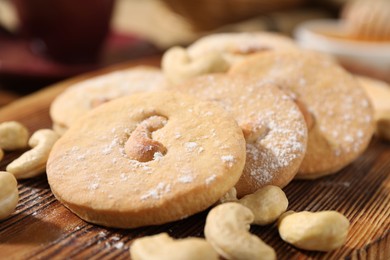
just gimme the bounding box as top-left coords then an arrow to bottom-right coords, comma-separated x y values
47,32 -> 377,229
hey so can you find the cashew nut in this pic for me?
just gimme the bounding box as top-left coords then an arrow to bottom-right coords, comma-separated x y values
130,233 -> 218,260
0,171 -> 19,220
6,129 -> 60,179
278,210 -> 350,252
218,186 -> 288,226
218,187 -> 239,204
125,116 -> 168,162
205,202 -> 276,260
162,46 -> 229,85
0,121 -> 29,150
241,122 -> 269,143
239,185 -> 288,225
0,148 -> 4,162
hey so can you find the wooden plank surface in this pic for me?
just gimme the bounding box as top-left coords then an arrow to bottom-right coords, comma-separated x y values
0,57 -> 389,259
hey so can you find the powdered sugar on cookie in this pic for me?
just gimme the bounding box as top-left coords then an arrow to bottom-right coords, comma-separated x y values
47,92 -> 246,228
169,74 -> 308,196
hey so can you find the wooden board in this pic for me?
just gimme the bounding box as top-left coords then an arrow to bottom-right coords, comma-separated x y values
0,57 -> 389,259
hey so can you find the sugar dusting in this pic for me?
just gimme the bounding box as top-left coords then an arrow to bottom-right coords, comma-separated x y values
245,104 -> 306,186
180,76 -> 307,187
140,182 -> 171,200
205,174 -> 217,185
153,151 -> 164,161
221,155 -> 235,167
178,175 -> 194,183
184,142 -> 198,151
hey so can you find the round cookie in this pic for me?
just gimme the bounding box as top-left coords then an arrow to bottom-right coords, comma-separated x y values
169,74 -> 308,197
230,50 -> 375,178
187,32 -> 298,65
50,66 -> 168,134
162,32 -> 298,84
47,91 -> 246,228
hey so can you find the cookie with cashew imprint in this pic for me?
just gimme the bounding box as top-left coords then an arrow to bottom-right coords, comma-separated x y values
161,46 -> 229,85
162,32 -> 298,84
169,74 -> 307,197
50,66 -> 169,135
0,121 -> 29,151
356,76 -> 390,141
278,210 -> 350,252
0,171 -> 19,220
205,202 -> 276,260
47,91 -> 246,228
130,233 -> 218,260
6,129 -> 60,179
230,49 -> 375,179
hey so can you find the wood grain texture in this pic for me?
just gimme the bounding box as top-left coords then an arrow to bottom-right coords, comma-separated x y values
0,57 -> 389,259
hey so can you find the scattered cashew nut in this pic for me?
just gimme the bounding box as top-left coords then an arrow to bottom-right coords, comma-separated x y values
0,148 -> 4,162
0,121 -> 29,150
0,171 -> 19,220
278,210 -> 350,252
6,129 -> 60,179
125,116 -> 168,162
162,46 -> 229,85
218,187 -> 238,204
239,185 -> 288,225
205,202 -> 276,260
130,233 -> 218,260
218,186 -> 288,226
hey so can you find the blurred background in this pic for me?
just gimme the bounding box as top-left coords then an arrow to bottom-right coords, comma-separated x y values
0,0 -> 388,106
0,0 -> 347,49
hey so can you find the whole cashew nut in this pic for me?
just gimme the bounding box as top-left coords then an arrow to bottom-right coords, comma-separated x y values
0,148 -> 4,162
0,171 -> 19,220
0,121 -> 29,150
278,210 -> 350,252
6,129 -> 60,179
125,116 -> 168,162
162,46 -> 229,85
239,185 -> 288,225
130,233 -> 218,260
204,202 -> 276,260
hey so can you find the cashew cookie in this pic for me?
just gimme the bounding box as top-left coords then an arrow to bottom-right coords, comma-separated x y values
162,32 -> 298,84
187,32 -> 298,66
50,66 -> 168,134
47,91 -> 246,228
7,129 -> 59,179
169,74 -> 307,197
230,50 -> 374,178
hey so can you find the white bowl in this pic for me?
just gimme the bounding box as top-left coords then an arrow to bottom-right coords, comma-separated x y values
294,19 -> 390,82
